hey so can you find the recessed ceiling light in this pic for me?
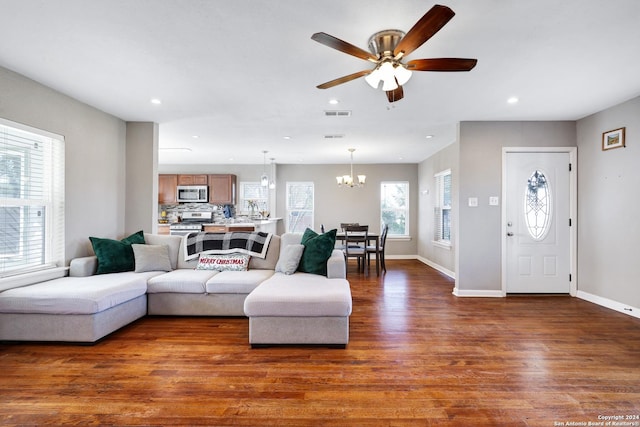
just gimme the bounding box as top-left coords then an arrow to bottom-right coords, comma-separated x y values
425,135 -> 434,139
150,98 -> 162,105
192,135 -> 199,139
283,136 -> 292,140
507,97 -> 519,104
329,99 -> 339,105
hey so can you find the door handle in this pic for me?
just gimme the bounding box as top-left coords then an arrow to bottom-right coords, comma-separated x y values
507,232 -> 514,237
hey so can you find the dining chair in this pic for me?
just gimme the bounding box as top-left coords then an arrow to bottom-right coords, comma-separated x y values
367,223 -> 388,274
334,223 -> 359,250
343,225 -> 368,274
340,222 -> 359,231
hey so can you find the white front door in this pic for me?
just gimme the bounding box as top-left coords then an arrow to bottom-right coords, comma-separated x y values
504,151 -> 572,293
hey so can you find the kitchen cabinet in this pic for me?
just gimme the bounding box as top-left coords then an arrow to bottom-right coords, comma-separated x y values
177,174 -> 208,186
203,225 -> 226,233
203,224 -> 254,232
158,174 -> 178,204
208,174 -> 236,205
226,224 -> 255,232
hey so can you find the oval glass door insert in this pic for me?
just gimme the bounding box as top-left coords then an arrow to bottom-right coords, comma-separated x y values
524,170 -> 551,240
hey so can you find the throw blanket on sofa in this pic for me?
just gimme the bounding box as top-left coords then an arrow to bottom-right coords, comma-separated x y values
184,231 -> 272,261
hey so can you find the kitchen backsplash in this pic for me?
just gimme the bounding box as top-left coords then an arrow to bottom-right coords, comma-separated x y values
159,203 -> 235,222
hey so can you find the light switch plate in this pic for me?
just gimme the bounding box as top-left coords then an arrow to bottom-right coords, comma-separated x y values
489,196 -> 499,206
468,197 -> 478,207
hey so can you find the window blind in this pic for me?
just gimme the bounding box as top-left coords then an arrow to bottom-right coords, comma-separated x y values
0,119 -> 64,278
285,182 -> 313,233
434,170 -> 451,243
239,182 -> 268,212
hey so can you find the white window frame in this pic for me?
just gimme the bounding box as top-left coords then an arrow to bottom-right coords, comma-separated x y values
380,181 -> 410,238
238,181 -> 268,214
0,118 -> 65,281
434,169 -> 452,247
285,182 -> 314,233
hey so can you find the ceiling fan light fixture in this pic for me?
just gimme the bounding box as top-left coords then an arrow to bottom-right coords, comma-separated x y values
364,68 -> 381,89
381,77 -> 398,91
379,61 -> 398,91
394,64 -> 412,86
312,6 -> 476,104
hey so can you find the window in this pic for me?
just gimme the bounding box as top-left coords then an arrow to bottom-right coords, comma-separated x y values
239,182 -> 268,214
0,118 -> 65,278
524,169 -> 551,240
434,169 -> 451,244
286,182 -> 313,233
381,181 -> 409,236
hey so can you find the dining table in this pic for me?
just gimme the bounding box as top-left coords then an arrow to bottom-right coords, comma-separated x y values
336,231 -> 381,276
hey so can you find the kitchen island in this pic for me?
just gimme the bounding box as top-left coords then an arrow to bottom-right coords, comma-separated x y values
157,218 -> 281,235
203,219 -> 280,235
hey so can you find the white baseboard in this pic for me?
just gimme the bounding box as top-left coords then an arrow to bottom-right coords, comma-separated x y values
577,290 -> 640,319
415,256 -> 455,279
452,288 -> 504,297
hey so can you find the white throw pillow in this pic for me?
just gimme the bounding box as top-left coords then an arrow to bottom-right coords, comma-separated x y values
196,253 -> 250,271
132,244 -> 172,273
275,244 -> 305,275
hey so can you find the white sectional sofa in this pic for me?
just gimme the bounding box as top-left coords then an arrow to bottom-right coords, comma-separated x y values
0,232 -> 352,346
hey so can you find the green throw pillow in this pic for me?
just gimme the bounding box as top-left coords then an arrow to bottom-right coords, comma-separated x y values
89,230 -> 145,274
298,228 -> 337,276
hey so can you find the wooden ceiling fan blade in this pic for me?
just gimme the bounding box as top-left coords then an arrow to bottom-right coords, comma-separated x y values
394,5 -> 455,58
386,85 -> 404,103
317,70 -> 371,89
312,32 -> 378,62
406,58 -> 478,72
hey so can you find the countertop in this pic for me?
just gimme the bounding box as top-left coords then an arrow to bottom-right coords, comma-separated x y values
158,218 -> 281,226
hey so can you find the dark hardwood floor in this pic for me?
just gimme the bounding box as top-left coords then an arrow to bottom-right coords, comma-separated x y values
1,260 -> 639,426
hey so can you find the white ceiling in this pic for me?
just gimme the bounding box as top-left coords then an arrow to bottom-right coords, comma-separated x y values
2,1 -> 640,165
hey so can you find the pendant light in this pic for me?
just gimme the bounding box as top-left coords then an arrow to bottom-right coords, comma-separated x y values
268,158 -> 276,189
260,150 -> 268,187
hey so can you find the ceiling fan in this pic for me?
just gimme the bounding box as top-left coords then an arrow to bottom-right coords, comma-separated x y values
311,4 -> 477,103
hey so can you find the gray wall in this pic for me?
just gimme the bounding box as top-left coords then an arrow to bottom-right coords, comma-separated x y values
0,66 -> 127,262
576,96 -> 640,308
417,141 -> 458,274
126,122 -> 159,235
456,121 -> 576,291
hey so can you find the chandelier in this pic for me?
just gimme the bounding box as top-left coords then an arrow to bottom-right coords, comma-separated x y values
336,148 -> 366,188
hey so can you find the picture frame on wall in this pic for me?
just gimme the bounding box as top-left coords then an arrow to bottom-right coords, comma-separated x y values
602,127 -> 625,151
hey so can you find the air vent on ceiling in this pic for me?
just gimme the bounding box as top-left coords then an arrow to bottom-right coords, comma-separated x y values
324,110 -> 351,117
324,134 -> 344,139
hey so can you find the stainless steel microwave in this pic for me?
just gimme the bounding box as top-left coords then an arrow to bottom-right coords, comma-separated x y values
176,185 -> 208,203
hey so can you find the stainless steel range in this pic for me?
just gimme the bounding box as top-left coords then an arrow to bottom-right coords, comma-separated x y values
169,211 -> 213,236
